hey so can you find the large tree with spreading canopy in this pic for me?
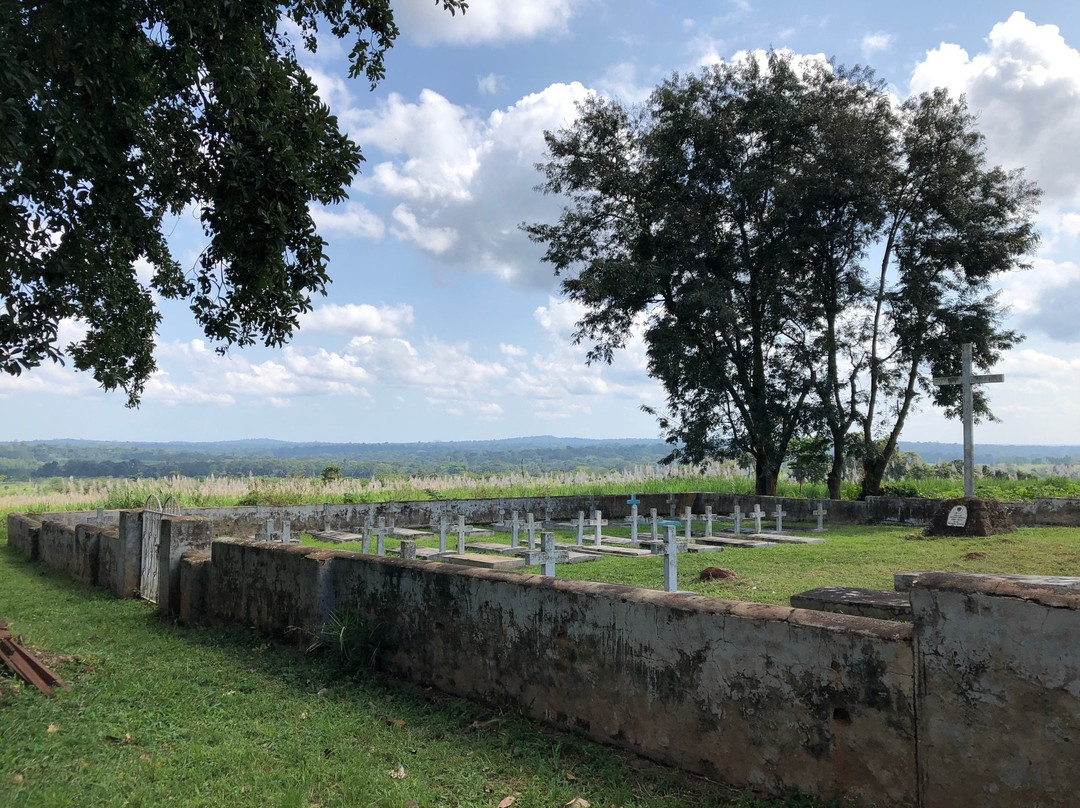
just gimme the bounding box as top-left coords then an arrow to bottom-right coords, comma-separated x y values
1,0 -> 465,405
527,52 -> 1039,496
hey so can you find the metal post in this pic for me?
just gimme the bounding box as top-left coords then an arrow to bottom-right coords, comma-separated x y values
962,342 -> 975,498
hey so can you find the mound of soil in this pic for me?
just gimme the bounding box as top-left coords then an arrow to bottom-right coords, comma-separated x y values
699,567 -> 739,581
923,497 -> 1015,538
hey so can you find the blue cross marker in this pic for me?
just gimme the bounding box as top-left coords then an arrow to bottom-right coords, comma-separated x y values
627,494 -> 640,507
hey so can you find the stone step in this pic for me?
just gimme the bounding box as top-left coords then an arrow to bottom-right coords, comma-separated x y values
790,587 -> 911,622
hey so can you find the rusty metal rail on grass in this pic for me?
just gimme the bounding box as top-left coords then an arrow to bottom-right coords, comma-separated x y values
0,618 -> 70,698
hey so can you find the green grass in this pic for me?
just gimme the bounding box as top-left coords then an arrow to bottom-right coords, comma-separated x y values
1,539 -> 844,808
302,524 -> 1080,607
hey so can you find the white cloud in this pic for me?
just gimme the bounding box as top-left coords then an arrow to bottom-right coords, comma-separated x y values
477,73 -> 504,94
909,12 -> 1080,207
351,89 -> 481,204
300,303 -> 414,337
499,343 -> 527,357
347,82 -> 593,288
390,205 -> 459,254
309,202 -> 385,240
345,334 -> 508,415
861,31 -> 893,58
393,0 -> 580,46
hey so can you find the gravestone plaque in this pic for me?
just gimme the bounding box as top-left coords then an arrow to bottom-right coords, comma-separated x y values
946,505 -> 968,528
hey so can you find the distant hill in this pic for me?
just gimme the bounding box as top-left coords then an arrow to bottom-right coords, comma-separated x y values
2,437 -> 1075,482
0,436 -> 674,481
899,442 -> 1080,465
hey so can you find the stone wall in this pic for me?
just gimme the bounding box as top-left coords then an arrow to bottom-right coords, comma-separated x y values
207,539 -> 917,807
911,573 -> 1080,807
7,506 -> 1080,807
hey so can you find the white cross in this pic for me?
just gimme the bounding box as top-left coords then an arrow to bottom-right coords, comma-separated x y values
704,505 -> 714,538
683,506 -> 693,541
729,505 -> 742,535
526,512 -> 538,551
527,532 -> 569,576
456,514 -> 467,554
438,516 -> 448,554
649,508 -> 659,541
813,503 -> 828,533
589,509 -> 607,547
748,505 -> 765,533
373,517 -> 389,556
772,506 -> 786,534
653,521 -> 687,593
932,342 -> 1005,498
510,511 -> 520,549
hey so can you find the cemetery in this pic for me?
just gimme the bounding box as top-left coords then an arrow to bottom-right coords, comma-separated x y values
5,489 -> 1080,808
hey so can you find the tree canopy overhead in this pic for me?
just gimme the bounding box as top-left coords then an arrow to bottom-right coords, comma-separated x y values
527,52 -> 1040,496
1,0 -> 466,405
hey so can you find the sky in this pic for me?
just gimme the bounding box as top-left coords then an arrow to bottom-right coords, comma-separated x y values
3,1 -> 1080,446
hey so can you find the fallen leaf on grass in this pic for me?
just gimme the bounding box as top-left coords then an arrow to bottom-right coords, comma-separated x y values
47,725 -> 57,734
139,754 -> 152,763
389,764 -> 407,780
12,774 -> 24,784
565,772 -> 578,781
388,718 -> 406,728
497,797 -> 517,807
405,801 -> 420,808
563,799 -> 590,807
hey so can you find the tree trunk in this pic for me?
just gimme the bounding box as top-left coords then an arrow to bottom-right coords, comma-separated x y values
827,442 -> 845,500
754,456 -> 779,496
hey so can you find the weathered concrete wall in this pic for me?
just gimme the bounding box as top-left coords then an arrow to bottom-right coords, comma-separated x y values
178,551 -> 211,627
157,517 -> 212,617
71,524 -> 114,587
38,520 -> 76,574
6,514 -> 41,560
911,573 -> 1080,808
201,539 -> 917,807
207,538 -> 332,635
116,510 -> 143,598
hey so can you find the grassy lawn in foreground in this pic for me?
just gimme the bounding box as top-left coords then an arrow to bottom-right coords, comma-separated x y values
302,524 -> 1080,607
0,540 -> 836,808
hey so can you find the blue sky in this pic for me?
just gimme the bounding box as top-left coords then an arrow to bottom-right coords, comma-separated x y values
4,1 -> 1079,445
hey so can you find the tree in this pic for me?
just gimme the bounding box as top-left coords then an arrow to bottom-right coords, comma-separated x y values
528,54 -> 1039,497
857,90 -> 1040,496
527,54 -> 901,495
1,0 -> 466,405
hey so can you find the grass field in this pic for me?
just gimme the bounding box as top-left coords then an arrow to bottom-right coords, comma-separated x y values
301,523 -> 1080,607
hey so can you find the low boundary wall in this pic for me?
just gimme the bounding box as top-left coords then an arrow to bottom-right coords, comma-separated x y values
7,505 -> 1080,807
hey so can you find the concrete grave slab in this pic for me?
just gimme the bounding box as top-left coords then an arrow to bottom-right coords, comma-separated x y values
746,533 -> 825,545
392,527 -> 433,540
693,536 -> 778,549
441,553 -> 526,570
465,541 -> 520,555
312,530 -> 364,544
791,587 -> 912,622
550,544 -> 602,563
686,543 -> 726,553
575,545 -> 653,558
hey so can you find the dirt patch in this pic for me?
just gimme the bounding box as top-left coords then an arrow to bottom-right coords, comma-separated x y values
923,497 -> 1016,538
